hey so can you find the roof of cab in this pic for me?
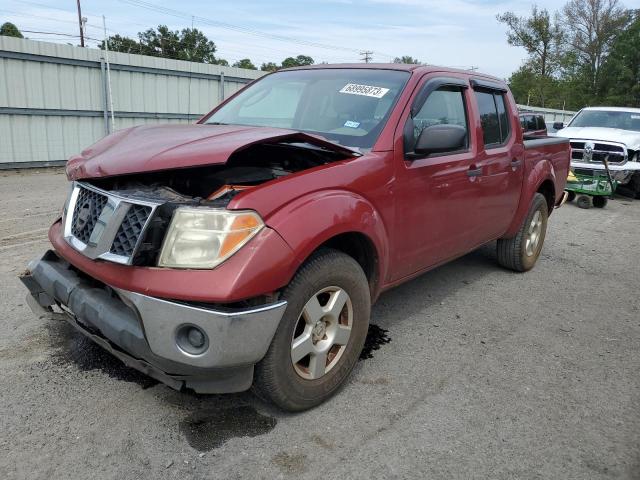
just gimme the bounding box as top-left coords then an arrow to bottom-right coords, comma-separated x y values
280,63 -> 505,84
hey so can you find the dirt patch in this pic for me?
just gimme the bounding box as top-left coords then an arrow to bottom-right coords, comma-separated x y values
272,452 -> 307,474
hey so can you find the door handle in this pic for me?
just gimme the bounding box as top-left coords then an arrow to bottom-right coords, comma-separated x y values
511,159 -> 522,169
467,166 -> 482,177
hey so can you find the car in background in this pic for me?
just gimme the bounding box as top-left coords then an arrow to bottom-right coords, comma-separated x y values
555,107 -> 640,198
546,121 -> 563,135
519,113 -> 548,137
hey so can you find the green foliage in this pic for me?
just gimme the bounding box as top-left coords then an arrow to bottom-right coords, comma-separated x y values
102,25 -> 222,64
600,10 -> 640,106
232,58 -> 257,70
497,7 -> 562,77
281,55 -> 314,68
500,1 -> 639,109
393,56 -> 420,64
260,62 -> 278,72
0,22 -> 23,38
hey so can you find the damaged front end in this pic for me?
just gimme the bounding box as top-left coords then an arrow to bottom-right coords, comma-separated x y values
64,135 -> 358,268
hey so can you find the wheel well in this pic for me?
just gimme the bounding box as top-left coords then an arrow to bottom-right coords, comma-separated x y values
318,232 -> 379,298
537,179 -> 555,213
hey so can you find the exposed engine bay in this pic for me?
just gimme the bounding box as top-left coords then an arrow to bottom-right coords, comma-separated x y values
89,140 -> 353,206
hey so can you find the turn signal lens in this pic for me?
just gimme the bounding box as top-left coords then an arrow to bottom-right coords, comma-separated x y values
158,208 -> 264,269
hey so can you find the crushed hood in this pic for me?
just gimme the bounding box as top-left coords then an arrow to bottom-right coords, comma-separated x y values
556,126 -> 640,150
66,124 -> 359,180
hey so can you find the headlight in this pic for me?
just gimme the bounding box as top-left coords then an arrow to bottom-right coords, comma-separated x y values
158,208 -> 264,269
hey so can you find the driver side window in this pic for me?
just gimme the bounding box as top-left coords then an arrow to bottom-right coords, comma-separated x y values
412,87 -> 469,149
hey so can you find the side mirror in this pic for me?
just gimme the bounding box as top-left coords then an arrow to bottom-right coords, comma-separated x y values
553,121 -> 564,130
413,124 -> 467,156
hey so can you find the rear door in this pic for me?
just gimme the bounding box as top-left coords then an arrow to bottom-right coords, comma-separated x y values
468,81 -> 524,243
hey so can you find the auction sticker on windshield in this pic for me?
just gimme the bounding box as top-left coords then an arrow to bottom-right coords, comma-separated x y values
339,83 -> 389,98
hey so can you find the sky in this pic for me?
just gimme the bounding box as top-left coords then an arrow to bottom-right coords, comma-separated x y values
3,0 -> 640,79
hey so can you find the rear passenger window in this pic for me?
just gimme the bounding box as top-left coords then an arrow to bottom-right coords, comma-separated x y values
475,90 -> 511,147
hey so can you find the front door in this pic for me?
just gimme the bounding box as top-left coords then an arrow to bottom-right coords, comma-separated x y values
390,75 -> 482,281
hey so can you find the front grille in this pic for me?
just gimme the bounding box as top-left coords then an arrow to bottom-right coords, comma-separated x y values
71,187 -> 109,244
570,140 -> 626,164
109,204 -> 152,256
64,183 -> 159,265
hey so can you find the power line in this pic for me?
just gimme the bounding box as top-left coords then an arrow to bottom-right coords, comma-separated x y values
360,51 -> 373,63
117,0 -> 395,60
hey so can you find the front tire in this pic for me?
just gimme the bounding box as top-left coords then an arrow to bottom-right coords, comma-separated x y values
497,193 -> 548,272
254,249 -> 371,411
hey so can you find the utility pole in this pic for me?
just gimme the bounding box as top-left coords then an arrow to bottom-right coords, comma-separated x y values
360,51 -> 373,63
76,0 -> 85,47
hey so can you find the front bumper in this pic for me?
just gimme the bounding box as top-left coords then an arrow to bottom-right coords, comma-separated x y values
20,250 -> 287,393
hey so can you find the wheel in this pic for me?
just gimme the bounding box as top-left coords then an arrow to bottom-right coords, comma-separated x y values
497,193 -> 548,272
592,196 -> 608,208
254,249 -> 371,411
577,195 -> 592,209
566,191 -> 576,202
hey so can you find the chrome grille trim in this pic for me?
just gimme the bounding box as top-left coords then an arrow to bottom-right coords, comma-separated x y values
569,139 -> 628,164
62,182 -> 161,265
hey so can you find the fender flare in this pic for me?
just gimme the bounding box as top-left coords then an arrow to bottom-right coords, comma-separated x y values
265,189 -> 389,292
504,158 -> 557,238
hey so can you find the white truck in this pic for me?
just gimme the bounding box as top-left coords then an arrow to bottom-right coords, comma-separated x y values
555,107 -> 640,198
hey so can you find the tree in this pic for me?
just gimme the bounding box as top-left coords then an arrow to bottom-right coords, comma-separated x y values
562,0 -> 630,90
281,55 -> 314,68
261,62 -> 278,72
599,9 -> 640,106
0,22 -> 23,38
103,25 -> 222,64
232,58 -> 257,70
393,56 -> 420,64
100,34 -> 143,54
497,7 -> 563,78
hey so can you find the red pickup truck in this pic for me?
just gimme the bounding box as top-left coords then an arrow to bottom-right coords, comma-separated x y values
21,64 -> 570,411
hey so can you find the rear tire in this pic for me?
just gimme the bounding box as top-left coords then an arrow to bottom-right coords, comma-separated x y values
566,191 -> 576,202
254,249 -> 371,411
577,195 -> 592,209
497,193 -> 548,272
592,196 -> 608,208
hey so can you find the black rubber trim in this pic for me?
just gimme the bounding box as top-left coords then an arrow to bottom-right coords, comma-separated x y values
470,78 -> 508,92
523,137 -> 570,149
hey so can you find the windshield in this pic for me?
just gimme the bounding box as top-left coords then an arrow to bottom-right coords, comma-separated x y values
204,68 -> 410,148
569,109 -> 640,132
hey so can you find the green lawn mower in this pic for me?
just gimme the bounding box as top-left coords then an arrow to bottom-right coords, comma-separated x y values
565,156 -> 617,209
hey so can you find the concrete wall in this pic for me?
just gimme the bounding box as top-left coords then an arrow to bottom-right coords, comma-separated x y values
0,37 -> 264,168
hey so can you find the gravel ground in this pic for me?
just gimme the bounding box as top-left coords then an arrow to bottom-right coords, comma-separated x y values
1,169 -> 639,480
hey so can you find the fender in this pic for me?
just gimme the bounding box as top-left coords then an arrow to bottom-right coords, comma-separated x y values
504,156 -> 557,238
265,189 -> 390,293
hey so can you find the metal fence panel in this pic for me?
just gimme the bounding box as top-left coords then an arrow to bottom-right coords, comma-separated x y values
0,36 -> 264,168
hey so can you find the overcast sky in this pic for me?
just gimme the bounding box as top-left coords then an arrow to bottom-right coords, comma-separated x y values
3,0 -> 640,79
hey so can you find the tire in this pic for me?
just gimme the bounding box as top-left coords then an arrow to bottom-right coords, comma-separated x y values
566,191 -> 576,202
253,249 -> 371,411
577,195 -> 592,209
628,173 -> 640,199
592,196 -> 608,208
497,193 -> 548,272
